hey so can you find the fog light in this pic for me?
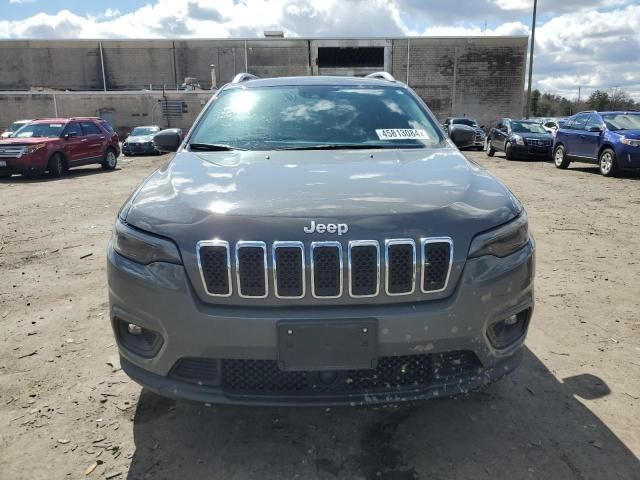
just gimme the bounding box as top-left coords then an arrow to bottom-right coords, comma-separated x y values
115,318 -> 163,357
127,323 -> 143,335
487,309 -> 531,349
504,314 -> 518,326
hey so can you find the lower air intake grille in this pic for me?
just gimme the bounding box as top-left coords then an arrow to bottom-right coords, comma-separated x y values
422,240 -> 452,292
170,358 -> 219,386
236,243 -> 267,297
386,241 -> 415,295
312,243 -> 342,297
218,351 -> 481,395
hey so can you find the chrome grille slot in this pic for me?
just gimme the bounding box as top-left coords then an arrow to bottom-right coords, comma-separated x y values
311,242 -> 343,298
0,146 -> 26,158
385,239 -> 416,295
236,241 -> 268,298
421,238 -> 453,293
197,240 -> 231,297
273,241 -> 305,298
349,241 -> 379,297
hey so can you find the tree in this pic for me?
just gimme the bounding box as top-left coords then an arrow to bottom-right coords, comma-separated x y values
587,90 -> 610,111
608,88 -> 636,110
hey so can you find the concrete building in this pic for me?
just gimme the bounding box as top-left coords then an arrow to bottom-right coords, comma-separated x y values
0,37 -> 528,134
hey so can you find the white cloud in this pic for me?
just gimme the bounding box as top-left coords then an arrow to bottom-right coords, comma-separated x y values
9,0 -> 35,4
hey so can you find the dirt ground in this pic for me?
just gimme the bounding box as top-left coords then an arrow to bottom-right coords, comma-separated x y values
0,150 -> 639,480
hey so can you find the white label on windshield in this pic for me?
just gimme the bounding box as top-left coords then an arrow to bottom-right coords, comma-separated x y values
376,129 -> 430,140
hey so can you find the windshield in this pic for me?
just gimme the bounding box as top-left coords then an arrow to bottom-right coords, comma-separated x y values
511,122 -> 547,134
602,113 -> 640,131
8,121 -> 28,132
452,118 -> 477,127
131,127 -> 159,136
13,123 -> 65,138
189,85 -> 444,150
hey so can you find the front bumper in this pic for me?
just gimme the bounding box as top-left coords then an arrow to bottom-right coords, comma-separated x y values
122,142 -> 158,155
511,144 -> 552,158
0,153 -> 48,175
107,239 -> 535,405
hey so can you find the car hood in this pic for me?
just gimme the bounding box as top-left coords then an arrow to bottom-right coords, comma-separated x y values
126,135 -> 154,143
125,147 -> 520,233
517,132 -> 551,139
618,129 -> 640,139
0,136 -> 57,145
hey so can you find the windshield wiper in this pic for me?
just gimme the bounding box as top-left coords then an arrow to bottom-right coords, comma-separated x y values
189,143 -> 243,151
277,143 -> 425,151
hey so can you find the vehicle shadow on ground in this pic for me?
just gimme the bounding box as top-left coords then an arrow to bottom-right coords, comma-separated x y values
0,166 -> 120,184
125,348 -> 639,480
568,166 -> 640,179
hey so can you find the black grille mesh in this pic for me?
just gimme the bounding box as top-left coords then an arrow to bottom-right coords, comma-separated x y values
170,358 -> 219,386
274,246 -> 303,297
350,245 -> 378,296
199,245 -> 230,295
423,242 -> 451,292
218,351 -> 481,395
387,243 -> 415,294
313,246 -> 341,297
237,246 -> 266,297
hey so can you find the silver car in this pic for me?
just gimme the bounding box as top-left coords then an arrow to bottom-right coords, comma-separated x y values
107,73 -> 535,406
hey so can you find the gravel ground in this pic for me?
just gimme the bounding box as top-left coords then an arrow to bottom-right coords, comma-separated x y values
0,150 -> 638,479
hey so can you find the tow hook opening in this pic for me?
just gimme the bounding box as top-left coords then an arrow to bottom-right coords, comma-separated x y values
487,309 -> 531,349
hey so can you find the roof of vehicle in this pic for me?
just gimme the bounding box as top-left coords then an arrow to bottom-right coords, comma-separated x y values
30,117 -> 102,124
132,125 -> 161,129
450,117 -> 477,121
226,75 -> 407,89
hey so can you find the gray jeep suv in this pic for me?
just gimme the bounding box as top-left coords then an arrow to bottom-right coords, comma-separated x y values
107,73 -> 535,406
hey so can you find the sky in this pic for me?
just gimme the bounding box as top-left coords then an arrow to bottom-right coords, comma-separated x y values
0,0 -> 639,99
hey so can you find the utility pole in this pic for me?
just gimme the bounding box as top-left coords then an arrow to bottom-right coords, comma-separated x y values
525,0 -> 537,119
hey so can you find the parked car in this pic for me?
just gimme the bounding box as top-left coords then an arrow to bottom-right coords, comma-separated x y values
1,119 -> 31,138
108,73 -> 535,406
0,117 -> 120,178
541,118 -> 568,135
486,118 -> 553,160
122,125 -> 161,156
553,111 -> 640,177
442,117 -> 486,150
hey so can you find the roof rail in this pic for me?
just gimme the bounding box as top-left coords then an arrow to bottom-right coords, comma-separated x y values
231,73 -> 259,84
576,110 -> 596,114
365,71 -> 396,82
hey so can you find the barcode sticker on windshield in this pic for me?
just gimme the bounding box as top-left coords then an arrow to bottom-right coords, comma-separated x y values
376,129 -> 430,140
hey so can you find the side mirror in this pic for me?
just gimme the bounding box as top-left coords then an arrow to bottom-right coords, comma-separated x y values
154,128 -> 183,152
448,124 -> 476,149
588,126 -> 602,133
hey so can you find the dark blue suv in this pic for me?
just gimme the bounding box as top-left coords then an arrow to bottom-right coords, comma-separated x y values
553,111 -> 640,177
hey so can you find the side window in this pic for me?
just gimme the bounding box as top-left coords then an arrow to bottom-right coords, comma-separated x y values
81,122 -> 101,135
585,114 -> 603,130
98,121 -> 114,134
572,115 -> 588,131
64,122 -> 82,137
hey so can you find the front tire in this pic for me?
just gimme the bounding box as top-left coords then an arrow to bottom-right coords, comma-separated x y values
102,149 -> 118,170
486,139 -> 495,157
599,148 -> 619,177
505,142 -> 514,160
554,145 -> 570,169
48,153 -> 64,178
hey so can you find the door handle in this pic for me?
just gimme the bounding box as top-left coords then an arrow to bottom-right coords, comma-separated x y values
81,139 -> 87,142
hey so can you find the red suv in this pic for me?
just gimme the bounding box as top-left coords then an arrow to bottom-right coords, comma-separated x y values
0,117 -> 120,178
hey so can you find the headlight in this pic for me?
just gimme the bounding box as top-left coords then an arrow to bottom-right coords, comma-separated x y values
513,135 -> 525,146
25,143 -> 47,154
111,218 -> 182,265
468,211 -> 529,258
621,137 -> 640,147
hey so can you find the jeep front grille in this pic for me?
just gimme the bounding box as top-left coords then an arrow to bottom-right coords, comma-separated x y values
197,238 -> 453,300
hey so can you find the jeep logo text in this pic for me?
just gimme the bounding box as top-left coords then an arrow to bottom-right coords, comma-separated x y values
303,220 -> 348,235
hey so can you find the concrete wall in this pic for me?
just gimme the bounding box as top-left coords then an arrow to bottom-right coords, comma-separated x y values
0,36 -> 527,129
0,91 -> 212,137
